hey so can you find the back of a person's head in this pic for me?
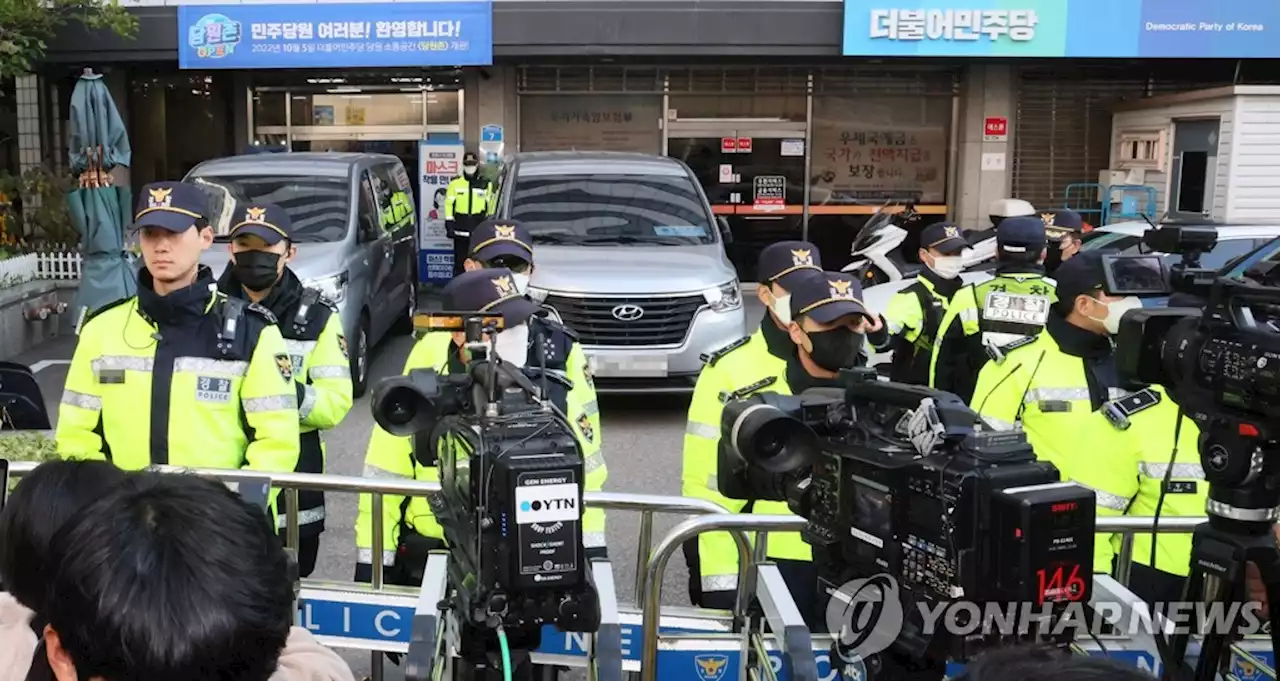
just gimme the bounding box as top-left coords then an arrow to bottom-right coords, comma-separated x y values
0,459 -> 129,613
957,645 -> 1154,681
42,472 -> 292,681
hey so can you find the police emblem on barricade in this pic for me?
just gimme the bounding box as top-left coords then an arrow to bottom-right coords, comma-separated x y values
791,249 -> 814,268
491,275 -> 516,298
245,206 -> 267,222
275,354 -> 294,382
577,414 -> 594,443
694,654 -> 730,681
337,334 -> 348,360
148,187 -> 173,209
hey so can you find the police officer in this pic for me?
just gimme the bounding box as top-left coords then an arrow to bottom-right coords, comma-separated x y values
988,198 -> 1037,228
682,267 -> 883,624
929,215 -> 1056,402
969,250 -> 1204,605
445,151 -> 494,276
462,218 -> 536,292
681,242 -> 822,610
372,172 -> 414,230
879,221 -> 968,384
355,268 -> 606,582
1042,209 -> 1086,275
56,182 -> 300,511
216,202 -> 354,577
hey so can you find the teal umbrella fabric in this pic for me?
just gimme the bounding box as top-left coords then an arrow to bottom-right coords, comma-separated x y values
68,73 -> 131,173
67,71 -> 136,316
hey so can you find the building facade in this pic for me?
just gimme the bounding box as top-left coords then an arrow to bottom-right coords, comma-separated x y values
18,0 -> 1276,279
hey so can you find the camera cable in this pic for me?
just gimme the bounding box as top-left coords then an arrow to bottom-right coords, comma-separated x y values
496,625 -> 514,681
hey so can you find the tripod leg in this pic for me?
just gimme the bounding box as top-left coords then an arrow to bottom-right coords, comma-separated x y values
1193,576 -> 1240,681
1167,566 -> 1206,679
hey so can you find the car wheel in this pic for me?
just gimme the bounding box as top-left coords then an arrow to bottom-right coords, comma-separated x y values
351,315 -> 371,398
392,275 -> 417,335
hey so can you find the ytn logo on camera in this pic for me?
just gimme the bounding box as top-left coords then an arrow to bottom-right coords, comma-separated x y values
515,483 -> 581,525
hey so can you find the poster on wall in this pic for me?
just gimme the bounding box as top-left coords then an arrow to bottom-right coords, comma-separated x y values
178,1 -> 493,69
810,126 -> 947,203
419,141 -> 464,284
519,95 -> 662,153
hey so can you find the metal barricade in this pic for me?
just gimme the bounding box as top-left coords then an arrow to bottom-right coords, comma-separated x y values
4,461 -> 755,680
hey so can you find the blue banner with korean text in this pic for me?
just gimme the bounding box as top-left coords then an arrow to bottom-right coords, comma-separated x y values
178,2 -> 492,69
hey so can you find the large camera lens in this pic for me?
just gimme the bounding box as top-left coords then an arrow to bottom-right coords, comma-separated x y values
371,370 -> 446,437
722,398 -> 819,474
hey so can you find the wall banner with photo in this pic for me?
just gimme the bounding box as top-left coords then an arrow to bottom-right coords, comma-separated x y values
419,140 -> 464,283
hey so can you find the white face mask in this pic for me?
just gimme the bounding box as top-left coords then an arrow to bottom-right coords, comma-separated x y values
511,272 -> 531,295
463,165 -> 477,178
1088,296 -> 1143,335
494,324 -> 529,367
929,255 -> 964,280
768,292 -> 792,326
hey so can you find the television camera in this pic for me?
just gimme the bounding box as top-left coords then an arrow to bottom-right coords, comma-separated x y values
371,312 -> 601,670
1109,226 -> 1280,681
716,370 -> 1096,678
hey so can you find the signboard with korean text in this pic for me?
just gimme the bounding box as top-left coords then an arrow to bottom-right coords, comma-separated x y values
753,176 -> 786,211
811,126 -> 947,203
984,116 -> 1007,141
519,95 -> 662,154
419,141 -> 464,284
179,2 -> 492,69
842,0 -> 1280,58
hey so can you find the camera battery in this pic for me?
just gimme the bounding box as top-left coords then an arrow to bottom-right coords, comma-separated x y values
493,452 -> 585,592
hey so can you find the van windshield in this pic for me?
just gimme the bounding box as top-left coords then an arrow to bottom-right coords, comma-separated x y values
509,173 -> 715,246
190,175 -> 350,243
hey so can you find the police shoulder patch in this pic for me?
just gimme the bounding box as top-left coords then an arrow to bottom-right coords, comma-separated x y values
701,336 -> 752,367
274,353 -> 294,382
78,297 -> 130,335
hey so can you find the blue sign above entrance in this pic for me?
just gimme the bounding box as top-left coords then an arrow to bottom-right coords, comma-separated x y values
178,2 -> 493,69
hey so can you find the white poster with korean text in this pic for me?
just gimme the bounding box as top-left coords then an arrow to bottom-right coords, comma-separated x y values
419,141 -> 463,284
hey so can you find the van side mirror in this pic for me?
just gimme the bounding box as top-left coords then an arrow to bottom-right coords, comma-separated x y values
717,216 -> 733,244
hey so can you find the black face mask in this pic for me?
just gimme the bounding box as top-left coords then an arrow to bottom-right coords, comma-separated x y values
233,250 -> 282,292
1044,242 -> 1064,274
804,328 -> 864,372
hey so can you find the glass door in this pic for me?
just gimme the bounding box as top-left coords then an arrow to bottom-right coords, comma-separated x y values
666,122 -> 807,282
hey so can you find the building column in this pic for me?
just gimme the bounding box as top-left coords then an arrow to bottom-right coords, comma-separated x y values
954,63 -> 1016,229
473,66 -> 516,160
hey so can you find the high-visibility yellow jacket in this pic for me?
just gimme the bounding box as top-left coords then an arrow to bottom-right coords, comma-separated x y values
930,270 -> 1057,402
57,267 -> 300,514
444,176 -> 493,238
355,318 -> 607,571
882,275 -> 954,385
381,190 -> 414,230
217,267 -> 355,534
682,329 -> 810,597
971,323 -> 1205,576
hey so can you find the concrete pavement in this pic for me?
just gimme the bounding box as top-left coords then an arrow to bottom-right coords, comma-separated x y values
9,293 -> 768,679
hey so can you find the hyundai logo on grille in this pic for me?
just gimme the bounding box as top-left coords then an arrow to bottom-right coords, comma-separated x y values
611,304 -> 645,321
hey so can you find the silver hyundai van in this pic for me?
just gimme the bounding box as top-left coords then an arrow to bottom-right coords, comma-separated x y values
490,152 -> 747,393
187,152 -> 419,397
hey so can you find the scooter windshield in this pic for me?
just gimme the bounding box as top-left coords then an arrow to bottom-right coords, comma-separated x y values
851,214 -> 895,254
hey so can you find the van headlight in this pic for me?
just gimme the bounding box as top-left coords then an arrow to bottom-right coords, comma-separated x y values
702,280 -> 742,312
304,272 -> 348,304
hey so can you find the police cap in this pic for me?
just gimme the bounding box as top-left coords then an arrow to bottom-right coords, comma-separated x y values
1053,249 -> 1110,312
463,151 -> 479,165
757,241 -> 822,288
920,221 -> 968,255
133,182 -> 210,232
1040,209 -> 1084,241
229,202 -> 291,245
996,215 -> 1048,253
789,270 -> 869,324
470,219 -> 533,264
442,268 -> 542,326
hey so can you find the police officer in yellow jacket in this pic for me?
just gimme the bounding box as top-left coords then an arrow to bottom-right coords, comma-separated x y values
355,267 -> 606,582
445,152 -> 494,276
216,202 -> 353,577
970,250 -> 1204,604
683,264 -> 885,623
931,215 -> 1056,402
880,222 -> 968,384
57,182 -> 300,513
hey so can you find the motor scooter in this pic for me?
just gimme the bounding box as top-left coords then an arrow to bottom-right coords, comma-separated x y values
840,201 -> 998,286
